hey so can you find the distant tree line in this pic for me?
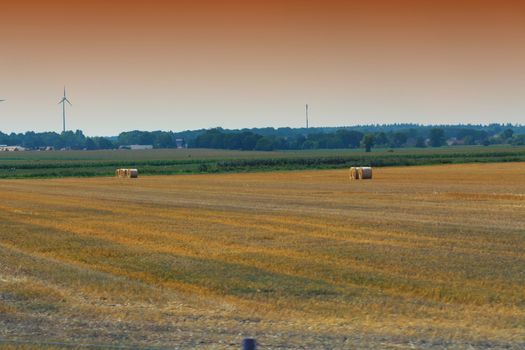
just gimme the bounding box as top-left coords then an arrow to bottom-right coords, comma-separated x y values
189,126 -> 524,151
0,124 -> 524,151
189,129 -> 365,151
0,130 -> 114,150
0,130 -> 183,150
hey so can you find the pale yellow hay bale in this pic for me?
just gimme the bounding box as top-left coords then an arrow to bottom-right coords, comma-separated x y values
349,167 -> 358,180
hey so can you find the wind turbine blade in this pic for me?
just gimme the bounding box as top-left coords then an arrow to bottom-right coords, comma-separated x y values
65,98 -> 72,106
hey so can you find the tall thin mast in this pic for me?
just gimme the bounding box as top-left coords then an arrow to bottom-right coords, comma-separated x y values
306,104 -> 309,129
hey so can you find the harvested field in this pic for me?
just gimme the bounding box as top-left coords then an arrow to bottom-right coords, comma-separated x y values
0,163 -> 524,349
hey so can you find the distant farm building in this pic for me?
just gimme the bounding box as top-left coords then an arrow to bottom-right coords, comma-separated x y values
175,138 -> 187,149
447,138 -> 466,146
0,145 -> 27,152
116,168 -> 139,178
119,144 -> 153,150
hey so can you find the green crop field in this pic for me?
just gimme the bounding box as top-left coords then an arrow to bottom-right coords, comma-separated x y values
0,145 -> 524,179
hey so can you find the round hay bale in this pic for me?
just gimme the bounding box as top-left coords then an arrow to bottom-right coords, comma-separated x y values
116,168 -> 138,178
349,167 -> 358,180
359,166 -> 373,179
129,169 -> 139,178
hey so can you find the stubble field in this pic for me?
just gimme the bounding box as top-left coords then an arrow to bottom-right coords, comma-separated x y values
0,163 -> 524,349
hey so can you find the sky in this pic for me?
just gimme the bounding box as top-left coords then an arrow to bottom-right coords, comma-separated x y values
0,0 -> 524,136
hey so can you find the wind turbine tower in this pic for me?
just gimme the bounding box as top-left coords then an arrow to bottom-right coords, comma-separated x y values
305,104 -> 309,129
59,87 -> 72,133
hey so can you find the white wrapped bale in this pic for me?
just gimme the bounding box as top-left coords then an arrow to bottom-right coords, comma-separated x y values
128,169 -> 139,178
358,166 -> 373,179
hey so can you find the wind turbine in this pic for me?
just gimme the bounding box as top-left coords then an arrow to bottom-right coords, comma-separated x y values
58,87 -> 72,133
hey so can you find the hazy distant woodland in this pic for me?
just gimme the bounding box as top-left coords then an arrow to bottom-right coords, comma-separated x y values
1,124 -> 524,151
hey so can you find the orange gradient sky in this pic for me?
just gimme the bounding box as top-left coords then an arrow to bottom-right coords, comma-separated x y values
1,0 -> 524,135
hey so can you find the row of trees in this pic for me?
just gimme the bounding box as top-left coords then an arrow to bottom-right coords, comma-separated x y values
0,130 -> 183,150
191,127 -> 523,151
190,129 -> 366,151
1,125 -> 523,151
0,130 -> 114,150
117,131 -> 183,148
